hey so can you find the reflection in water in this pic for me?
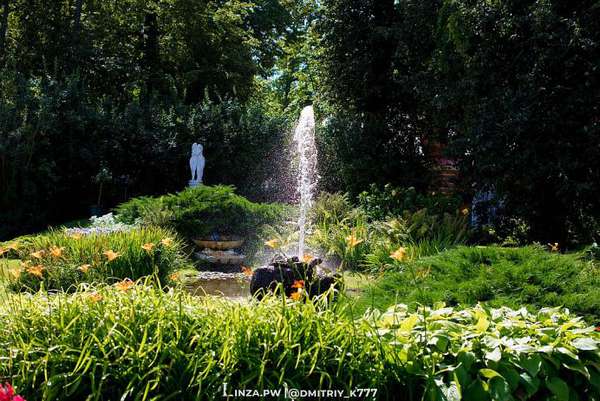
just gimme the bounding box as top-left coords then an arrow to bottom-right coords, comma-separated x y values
185,274 -> 250,299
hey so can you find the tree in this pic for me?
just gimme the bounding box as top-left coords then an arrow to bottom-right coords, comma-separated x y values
0,0 -> 8,57
437,0 -> 600,243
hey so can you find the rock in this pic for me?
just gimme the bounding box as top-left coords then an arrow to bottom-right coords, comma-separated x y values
250,257 -> 340,300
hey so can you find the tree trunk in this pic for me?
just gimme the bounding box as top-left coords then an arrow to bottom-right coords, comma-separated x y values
0,0 -> 9,57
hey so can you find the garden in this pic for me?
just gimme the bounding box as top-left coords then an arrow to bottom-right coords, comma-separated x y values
1,1 -> 600,400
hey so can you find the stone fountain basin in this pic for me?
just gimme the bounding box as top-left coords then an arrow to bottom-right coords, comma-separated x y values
195,249 -> 246,265
193,236 -> 244,250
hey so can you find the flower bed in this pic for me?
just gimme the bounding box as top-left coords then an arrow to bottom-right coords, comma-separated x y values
1,285 -> 598,400
7,227 -> 189,292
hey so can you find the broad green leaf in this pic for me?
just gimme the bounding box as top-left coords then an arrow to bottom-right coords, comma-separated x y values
486,347 -> 501,362
458,351 -> 476,370
571,337 -> 598,351
490,377 -> 513,401
475,316 -> 490,333
463,379 -> 490,401
546,377 -> 569,401
498,364 -> 520,391
521,354 -> 542,377
480,368 -> 502,379
399,314 -> 419,332
520,372 -> 541,397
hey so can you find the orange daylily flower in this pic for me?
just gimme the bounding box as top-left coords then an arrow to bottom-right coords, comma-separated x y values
390,247 -> 408,262
548,242 -> 560,252
290,291 -> 302,301
160,238 -> 174,247
88,292 -> 103,303
302,254 -> 313,263
114,278 -> 135,292
169,272 -> 179,281
26,264 -> 45,278
242,266 -> 253,277
30,250 -> 45,259
141,243 -> 155,252
345,232 -> 363,248
49,246 -> 64,258
264,239 -> 280,249
292,280 -> 305,289
78,264 -> 92,273
103,250 -> 120,262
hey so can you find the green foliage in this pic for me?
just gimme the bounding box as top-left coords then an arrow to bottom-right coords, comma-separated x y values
116,185 -> 287,239
0,0 -> 297,240
8,227 -> 189,292
371,303 -> 600,401
1,285 -> 599,400
357,184 -> 463,221
0,285 -> 397,400
310,192 -> 353,226
316,0 -> 600,243
309,191 -> 469,272
0,77 -> 289,240
357,246 -> 600,322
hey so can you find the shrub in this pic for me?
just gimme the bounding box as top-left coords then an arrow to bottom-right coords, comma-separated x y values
356,246 -> 600,322
357,184 -> 463,221
1,286 -> 599,400
115,185 -> 288,240
310,192 -> 354,226
8,227 -> 189,292
309,194 -> 469,272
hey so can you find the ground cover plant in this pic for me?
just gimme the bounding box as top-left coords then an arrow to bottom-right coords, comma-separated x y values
115,185 -> 288,240
354,246 -> 600,322
5,227 -> 188,292
1,283 -> 599,400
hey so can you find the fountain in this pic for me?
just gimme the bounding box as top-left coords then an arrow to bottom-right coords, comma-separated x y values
248,106 -> 341,300
294,105 -> 318,259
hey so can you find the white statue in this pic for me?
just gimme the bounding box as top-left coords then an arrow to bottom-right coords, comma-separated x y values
188,143 -> 205,187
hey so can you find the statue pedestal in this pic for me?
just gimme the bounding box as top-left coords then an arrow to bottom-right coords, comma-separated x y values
188,179 -> 202,188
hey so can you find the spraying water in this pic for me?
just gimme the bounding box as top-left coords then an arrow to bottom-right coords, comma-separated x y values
293,105 -> 318,259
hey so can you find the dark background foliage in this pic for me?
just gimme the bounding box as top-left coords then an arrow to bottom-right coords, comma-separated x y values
314,0 -> 600,244
0,0 -> 599,244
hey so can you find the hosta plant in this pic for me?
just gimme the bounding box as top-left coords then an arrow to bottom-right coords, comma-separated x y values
370,303 -> 600,401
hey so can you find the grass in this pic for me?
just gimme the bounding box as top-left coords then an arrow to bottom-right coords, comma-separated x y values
1,283 -> 599,401
352,245 -> 600,322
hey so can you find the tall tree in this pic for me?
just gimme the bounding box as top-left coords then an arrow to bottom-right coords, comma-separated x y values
0,0 -> 9,57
